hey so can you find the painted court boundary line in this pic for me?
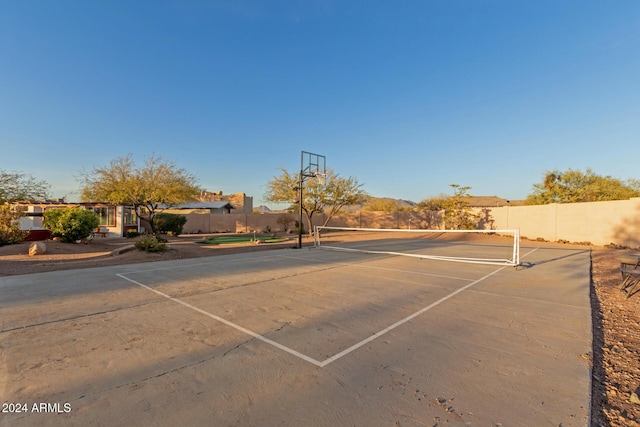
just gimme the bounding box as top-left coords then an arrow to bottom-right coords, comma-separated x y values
275,253 -> 477,282
116,247 -> 540,368
116,273 -> 322,366
119,252 -> 284,276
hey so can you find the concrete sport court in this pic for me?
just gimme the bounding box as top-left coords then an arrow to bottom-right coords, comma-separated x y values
1,239 -> 592,426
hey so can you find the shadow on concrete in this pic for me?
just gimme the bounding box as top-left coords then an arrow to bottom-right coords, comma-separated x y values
517,248 -> 591,270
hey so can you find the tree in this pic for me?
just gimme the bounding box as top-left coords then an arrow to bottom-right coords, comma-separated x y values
362,197 -> 403,212
526,168 -> 640,205
0,169 -> 49,203
0,205 -> 28,245
442,184 -> 478,230
416,194 -> 449,211
264,168 -> 365,235
79,155 -> 201,234
0,169 -> 49,245
416,185 -> 478,229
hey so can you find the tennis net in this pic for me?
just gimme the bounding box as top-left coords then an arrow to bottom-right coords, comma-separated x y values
313,226 -> 520,266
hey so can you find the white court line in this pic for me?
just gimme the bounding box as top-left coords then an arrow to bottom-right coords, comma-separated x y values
116,273 -> 325,367
117,247 -> 540,368
120,252 -> 285,275
275,254 -> 476,282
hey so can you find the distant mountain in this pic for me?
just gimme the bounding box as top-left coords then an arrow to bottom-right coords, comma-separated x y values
254,205 -> 272,213
340,196 -> 417,212
257,196 -> 523,214
380,197 -> 417,208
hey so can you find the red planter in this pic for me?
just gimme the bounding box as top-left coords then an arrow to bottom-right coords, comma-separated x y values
25,229 -> 53,241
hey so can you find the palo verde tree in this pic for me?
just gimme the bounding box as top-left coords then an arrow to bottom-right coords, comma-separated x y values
264,168 -> 365,235
79,154 -> 201,234
526,168 -> 640,205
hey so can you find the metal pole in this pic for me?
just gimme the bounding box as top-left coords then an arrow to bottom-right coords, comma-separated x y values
298,152 -> 303,249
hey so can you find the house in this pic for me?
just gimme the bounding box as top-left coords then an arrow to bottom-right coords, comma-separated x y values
466,196 -> 525,207
199,191 -> 253,213
14,202 -> 139,239
14,200 -> 236,239
162,201 -> 235,215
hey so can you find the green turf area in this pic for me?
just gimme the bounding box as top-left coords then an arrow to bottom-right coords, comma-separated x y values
196,235 -> 288,245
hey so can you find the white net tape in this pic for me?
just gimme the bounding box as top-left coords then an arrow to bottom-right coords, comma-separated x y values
313,226 -> 520,266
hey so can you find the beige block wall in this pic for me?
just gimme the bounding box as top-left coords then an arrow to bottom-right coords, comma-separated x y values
487,198 -> 640,247
326,211 -> 443,230
181,198 -> 640,248
485,204 -> 560,241
183,211 -> 443,235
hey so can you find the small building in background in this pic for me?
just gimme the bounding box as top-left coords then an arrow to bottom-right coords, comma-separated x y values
162,201 -> 235,215
467,196 -> 525,207
199,191 -> 253,213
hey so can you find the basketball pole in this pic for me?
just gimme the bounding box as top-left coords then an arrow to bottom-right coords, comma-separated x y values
297,151 -> 326,249
298,152 -> 304,249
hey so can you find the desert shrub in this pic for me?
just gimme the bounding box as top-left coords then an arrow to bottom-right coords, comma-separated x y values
125,229 -> 140,238
135,234 -> 168,252
44,207 -> 99,243
153,213 -> 187,236
0,204 -> 28,246
276,215 -> 294,232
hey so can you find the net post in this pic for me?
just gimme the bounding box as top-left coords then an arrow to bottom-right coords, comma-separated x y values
512,229 -> 520,266
313,225 -> 321,247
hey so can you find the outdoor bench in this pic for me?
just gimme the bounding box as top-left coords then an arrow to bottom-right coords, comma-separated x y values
92,227 -> 108,238
619,254 -> 640,298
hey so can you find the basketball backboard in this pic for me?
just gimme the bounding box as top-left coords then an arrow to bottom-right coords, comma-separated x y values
301,151 -> 326,178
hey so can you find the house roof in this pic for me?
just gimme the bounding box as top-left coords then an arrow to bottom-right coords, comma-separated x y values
169,202 -> 236,210
467,196 -> 525,207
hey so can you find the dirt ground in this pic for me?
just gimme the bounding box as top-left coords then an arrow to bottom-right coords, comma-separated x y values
1,234 -> 639,426
590,248 -> 640,426
0,234 -> 299,276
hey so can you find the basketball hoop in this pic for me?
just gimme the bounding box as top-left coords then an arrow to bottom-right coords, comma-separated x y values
297,151 -> 327,249
314,172 -> 327,186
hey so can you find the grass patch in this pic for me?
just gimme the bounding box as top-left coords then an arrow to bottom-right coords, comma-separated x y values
197,234 -> 288,245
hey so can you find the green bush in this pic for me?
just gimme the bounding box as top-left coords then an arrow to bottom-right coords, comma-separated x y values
125,229 -> 140,238
0,204 -> 28,246
135,234 -> 168,252
44,207 -> 100,243
153,213 -> 187,236
276,215 -> 293,232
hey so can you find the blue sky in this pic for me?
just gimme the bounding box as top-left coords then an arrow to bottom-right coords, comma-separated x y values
1,1 -> 639,206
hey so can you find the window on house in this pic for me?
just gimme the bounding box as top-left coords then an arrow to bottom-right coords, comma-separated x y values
91,206 -> 116,226
123,207 -> 137,225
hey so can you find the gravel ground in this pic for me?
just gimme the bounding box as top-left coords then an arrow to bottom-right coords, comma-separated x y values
590,249 -> 640,426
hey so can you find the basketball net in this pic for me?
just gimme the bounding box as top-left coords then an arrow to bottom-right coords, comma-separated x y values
314,172 -> 327,186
